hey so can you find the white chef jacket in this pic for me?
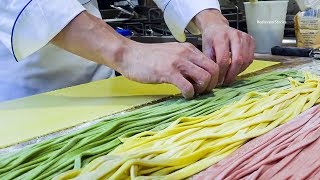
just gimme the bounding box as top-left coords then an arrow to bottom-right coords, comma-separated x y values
0,0 -> 220,102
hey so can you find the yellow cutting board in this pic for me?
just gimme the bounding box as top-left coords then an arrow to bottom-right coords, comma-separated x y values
0,60 -> 279,148
239,60 -> 279,76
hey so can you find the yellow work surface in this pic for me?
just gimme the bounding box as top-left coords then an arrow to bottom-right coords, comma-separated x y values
239,59 -> 279,76
0,60 -> 279,148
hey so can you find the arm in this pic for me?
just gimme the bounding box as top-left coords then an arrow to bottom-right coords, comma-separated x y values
153,0 -> 255,85
0,0 -> 218,99
51,11 -> 219,99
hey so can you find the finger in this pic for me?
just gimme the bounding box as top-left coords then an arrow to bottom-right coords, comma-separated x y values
202,38 -> 215,61
182,61 -> 211,95
224,31 -> 244,85
183,42 -> 203,55
167,73 -> 194,99
247,35 -> 256,67
213,32 -> 231,86
239,34 -> 254,73
174,60 -> 211,95
188,53 -> 219,93
191,39 -> 220,92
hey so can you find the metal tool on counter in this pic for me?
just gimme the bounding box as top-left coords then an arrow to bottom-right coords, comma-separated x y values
110,5 -> 135,16
271,46 -> 320,59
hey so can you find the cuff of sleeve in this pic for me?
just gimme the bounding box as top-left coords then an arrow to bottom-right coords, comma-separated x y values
11,0 -> 85,61
163,0 -> 220,42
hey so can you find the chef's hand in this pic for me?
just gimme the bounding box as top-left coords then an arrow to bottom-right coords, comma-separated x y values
194,9 -> 255,85
117,41 -> 219,99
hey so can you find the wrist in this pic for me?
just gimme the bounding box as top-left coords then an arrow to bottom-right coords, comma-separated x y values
100,36 -> 135,73
194,9 -> 229,33
89,16 -> 136,72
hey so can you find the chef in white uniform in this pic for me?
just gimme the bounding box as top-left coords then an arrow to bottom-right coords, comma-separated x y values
0,0 -> 255,101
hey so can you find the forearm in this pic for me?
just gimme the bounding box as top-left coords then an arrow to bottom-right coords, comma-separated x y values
51,11 -> 132,71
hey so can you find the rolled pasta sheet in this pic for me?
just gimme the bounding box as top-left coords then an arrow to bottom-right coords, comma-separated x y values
54,72 -> 320,180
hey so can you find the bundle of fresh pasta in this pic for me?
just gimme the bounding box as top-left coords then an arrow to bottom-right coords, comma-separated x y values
55,72 -> 320,180
194,105 -> 320,180
1,71 -> 301,180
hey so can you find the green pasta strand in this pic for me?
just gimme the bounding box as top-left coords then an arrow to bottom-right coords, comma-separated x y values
0,71 -> 303,179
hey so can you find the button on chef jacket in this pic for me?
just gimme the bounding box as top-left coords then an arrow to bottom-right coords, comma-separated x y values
0,0 -> 220,102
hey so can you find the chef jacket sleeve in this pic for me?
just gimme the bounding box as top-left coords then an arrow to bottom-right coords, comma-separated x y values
0,0 -> 86,61
153,0 -> 221,42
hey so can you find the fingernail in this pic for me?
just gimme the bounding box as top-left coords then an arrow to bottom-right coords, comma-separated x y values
198,81 -> 205,86
218,77 -> 225,87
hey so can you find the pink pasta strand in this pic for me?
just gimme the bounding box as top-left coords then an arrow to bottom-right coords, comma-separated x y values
194,105 -> 320,180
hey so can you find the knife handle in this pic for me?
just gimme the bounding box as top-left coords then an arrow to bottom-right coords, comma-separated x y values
271,46 -> 312,57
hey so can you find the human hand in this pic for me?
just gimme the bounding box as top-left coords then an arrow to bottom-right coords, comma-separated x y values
116,41 -> 219,99
195,9 -> 255,85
